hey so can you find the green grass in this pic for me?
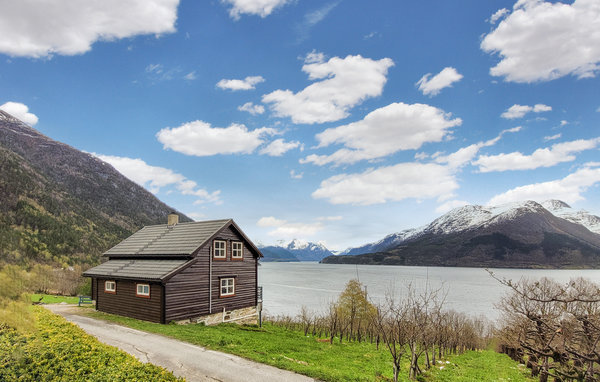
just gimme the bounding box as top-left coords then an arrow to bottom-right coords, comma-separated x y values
427,350 -> 535,382
85,310 -> 535,382
30,293 -> 80,304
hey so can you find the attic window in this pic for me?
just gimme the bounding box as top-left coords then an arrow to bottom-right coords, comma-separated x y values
104,280 -> 116,293
232,241 -> 243,259
220,277 -> 235,297
214,240 -> 226,259
136,283 -> 150,297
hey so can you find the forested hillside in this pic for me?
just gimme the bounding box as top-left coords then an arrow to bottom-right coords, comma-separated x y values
0,111 -> 188,267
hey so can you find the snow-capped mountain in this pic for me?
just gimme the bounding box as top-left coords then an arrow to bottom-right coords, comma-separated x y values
326,200 -> 600,268
260,239 -> 334,262
541,200 -> 600,235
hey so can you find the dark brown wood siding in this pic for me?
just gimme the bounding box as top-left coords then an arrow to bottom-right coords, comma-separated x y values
164,225 -> 258,322
164,253 -> 210,322
210,226 -> 257,313
95,278 -> 163,323
91,277 -> 97,300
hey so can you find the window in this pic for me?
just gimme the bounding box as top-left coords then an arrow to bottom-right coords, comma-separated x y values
214,240 -> 226,259
136,283 -> 150,297
232,241 -> 243,259
220,278 -> 235,297
104,280 -> 116,293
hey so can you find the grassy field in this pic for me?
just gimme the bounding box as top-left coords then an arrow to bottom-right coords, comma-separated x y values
0,307 -> 183,382
86,310 -> 535,382
30,293 -> 80,304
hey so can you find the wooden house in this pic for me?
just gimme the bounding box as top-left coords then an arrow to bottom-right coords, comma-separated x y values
83,214 -> 263,324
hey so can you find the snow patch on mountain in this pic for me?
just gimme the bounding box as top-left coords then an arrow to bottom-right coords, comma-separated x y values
341,200 -> 600,256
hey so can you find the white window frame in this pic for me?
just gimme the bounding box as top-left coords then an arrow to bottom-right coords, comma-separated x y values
220,277 -> 235,297
214,240 -> 226,259
105,280 -> 116,293
232,241 -> 243,259
136,283 -> 150,297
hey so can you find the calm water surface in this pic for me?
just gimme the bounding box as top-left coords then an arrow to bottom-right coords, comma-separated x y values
258,262 -> 600,321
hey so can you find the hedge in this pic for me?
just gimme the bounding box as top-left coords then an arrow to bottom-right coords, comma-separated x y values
0,307 -> 184,381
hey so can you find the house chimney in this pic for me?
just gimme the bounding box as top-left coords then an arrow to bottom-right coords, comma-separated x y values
167,212 -> 179,226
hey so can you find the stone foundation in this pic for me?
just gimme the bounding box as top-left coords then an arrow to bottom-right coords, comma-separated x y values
174,306 -> 258,326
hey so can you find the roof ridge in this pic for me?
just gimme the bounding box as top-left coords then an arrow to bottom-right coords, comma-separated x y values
142,218 -> 232,229
135,226 -> 171,254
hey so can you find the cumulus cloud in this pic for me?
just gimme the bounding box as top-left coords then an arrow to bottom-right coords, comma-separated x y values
238,102 -> 265,115
0,0 -> 178,58
434,126 -> 522,170
92,153 -> 221,204
290,170 -> 303,179
489,8 -> 509,24
489,163 -> 600,205
416,67 -> 463,97
481,0 -> 600,82
474,137 -> 600,172
312,162 -> 458,205
257,216 -> 323,238
0,102 -> 38,126
501,104 -> 551,119
156,120 -> 277,156
300,102 -> 462,166
217,76 -> 265,91
262,53 -> 394,124
259,139 -> 301,156
222,0 -> 291,20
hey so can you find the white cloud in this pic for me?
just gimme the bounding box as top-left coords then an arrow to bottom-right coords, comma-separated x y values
501,103 -> 551,119
216,76 -> 265,91
184,71 -> 197,80
435,200 -> 469,214
222,0 -> 291,20
489,163 -> 600,205
0,102 -> 38,126
481,0 -> 600,83
296,2 -> 339,43
262,53 -> 394,124
560,120 -> 568,126
259,139 -> 301,156
489,8 -> 509,24
416,67 -> 463,97
0,0 -> 178,58
156,120 -> 276,156
301,102 -> 461,166
312,162 -> 458,205
290,170 -> 303,179
238,102 -> 265,115
257,216 -> 323,238
92,153 -> 221,204
187,212 -> 206,221
317,216 -> 342,221
474,137 -> 600,172
434,126 -> 522,169
544,133 -> 562,141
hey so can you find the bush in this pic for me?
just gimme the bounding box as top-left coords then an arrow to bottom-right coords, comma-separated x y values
0,307 -> 183,382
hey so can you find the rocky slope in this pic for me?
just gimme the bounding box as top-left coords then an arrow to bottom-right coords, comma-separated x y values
323,200 -> 600,268
0,110 -> 189,266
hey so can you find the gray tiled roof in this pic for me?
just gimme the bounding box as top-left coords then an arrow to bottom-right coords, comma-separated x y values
104,219 -> 231,256
82,259 -> 190,280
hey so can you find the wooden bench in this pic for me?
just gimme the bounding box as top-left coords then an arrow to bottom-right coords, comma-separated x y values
78,296 -> 93,307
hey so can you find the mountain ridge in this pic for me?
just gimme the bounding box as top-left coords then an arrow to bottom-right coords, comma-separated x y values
323,200 -> 600,268
0,110 -> 189,266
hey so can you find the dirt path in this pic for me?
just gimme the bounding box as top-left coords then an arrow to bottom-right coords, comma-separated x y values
45,304 -> 316,382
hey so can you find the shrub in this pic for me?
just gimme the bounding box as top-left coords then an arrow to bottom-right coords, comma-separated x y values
0,307 -> 183,381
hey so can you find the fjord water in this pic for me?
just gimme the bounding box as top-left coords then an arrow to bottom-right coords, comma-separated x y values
259,262 -> 600,321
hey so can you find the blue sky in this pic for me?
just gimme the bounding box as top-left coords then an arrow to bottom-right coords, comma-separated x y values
1,0 -> 599,250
